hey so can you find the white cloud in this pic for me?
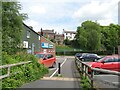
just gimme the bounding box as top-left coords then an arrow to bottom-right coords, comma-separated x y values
20,0 -> 119,34
24,20 -> 41,32
73,0 -> 119,25
29,6 -> 46,14
19,0 -> 90,3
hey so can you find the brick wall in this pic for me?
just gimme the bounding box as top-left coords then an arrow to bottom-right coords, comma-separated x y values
40,36 -> 56,56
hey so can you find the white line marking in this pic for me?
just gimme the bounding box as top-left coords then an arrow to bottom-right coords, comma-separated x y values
50,58 -> 67,78
49,68 -> 56,71
60,58 -> 67,67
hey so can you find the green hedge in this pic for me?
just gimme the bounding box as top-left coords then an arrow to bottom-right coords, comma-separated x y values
2,52 -> 49,88
56,50 -> 117,56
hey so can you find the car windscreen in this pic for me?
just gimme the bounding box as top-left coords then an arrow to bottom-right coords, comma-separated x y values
75,53 -> 82,56
97,56 -> 106,62
35,54 -> 45,59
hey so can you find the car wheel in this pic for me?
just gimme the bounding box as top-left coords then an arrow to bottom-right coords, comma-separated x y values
52,62 -> 56,68
94,67 -> 100,75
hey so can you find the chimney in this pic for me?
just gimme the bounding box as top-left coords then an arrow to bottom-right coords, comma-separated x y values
52,29 -> 54,32
29,26 -> 33,29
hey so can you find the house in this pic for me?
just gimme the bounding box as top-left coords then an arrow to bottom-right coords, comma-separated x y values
40,36 -> 56,56
55,34 -> 64,45
63,29 -> 76,40
38,29 -> 55,41
22,23 -> 40,54
22,24 -> 56,56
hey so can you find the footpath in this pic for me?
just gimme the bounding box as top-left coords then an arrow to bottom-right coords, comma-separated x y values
20,57 -> 82,88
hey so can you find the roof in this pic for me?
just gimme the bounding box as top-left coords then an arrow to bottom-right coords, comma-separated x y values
55,34 -> 64,37
23,23 -> 40,36
41,36 -> 55,45
63,30 -> 76,34
42,30 -> 55,34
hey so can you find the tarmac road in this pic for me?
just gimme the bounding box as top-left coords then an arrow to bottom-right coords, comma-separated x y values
20,56 -> 81,88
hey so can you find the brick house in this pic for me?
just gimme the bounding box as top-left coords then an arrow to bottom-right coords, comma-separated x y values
40,36 -> 56,56
38,28 -> 55,41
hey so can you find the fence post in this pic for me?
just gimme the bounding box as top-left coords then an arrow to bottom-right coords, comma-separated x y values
91,69 -> 94,88
81,63 -> 84,75
8,66 -> 10,76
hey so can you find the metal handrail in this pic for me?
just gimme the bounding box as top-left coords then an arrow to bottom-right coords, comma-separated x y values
0,61 -> 32,79
75,57 -> 120,88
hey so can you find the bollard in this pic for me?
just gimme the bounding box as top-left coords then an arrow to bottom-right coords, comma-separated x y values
58,63 -> 61,75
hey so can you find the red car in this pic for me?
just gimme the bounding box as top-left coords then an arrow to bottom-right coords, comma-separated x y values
35,52 -> 56,68
86,55 -> 120,73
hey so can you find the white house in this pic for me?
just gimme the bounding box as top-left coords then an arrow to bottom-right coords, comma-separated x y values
63,29 -> 76,40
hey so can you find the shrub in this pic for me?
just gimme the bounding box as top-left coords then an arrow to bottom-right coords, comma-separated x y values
2,52 -> 49,88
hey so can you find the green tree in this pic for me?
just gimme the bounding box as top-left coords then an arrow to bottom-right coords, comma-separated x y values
64,37 -> 71,45
2,2 -> 27,54
75,20 -> 101,51
101,24 -> 119,51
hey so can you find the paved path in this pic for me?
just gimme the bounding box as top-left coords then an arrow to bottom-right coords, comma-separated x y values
20,57 -> 82,88
94,74 -> 120,89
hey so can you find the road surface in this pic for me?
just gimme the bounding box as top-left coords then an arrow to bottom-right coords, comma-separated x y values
20,56 -> 82,88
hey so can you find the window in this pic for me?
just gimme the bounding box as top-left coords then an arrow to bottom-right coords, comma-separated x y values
47,54 -> 53,59
104,58 -> 114,63
35,54 -> 45,59
23,41 -> 28,48
27,30 -> 30,38
114,58 -> 120,62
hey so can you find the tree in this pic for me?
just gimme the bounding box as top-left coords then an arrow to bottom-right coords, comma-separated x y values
63,37 -> 70,45
2,2 -> 27,54
101,24 -> 119,51
75,20 -> 101,51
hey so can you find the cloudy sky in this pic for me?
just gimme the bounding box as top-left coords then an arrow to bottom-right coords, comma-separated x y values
19,0 -> 119,34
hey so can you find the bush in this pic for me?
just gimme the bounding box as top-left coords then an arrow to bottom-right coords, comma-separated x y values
80,76 -> 91,89
2,52 -> 49,88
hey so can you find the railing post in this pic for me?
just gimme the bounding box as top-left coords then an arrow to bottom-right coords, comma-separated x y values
81,63 -> 84,75
91,69 -> 94,88
83,65 -> 86,77
85,66 -> 88,79
8,66 -> 10,76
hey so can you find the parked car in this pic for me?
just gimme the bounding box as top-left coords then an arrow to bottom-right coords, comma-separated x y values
75,53 -> 82,59
86,55 -> 120,73
75,53 -> 88,59
79,53 -> 101,62
35,52 -> 56,68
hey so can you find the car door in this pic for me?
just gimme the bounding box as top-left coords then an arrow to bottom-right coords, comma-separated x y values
42,54 -> 49,67
113,58 -> 120,71
46,54 -> 54,67
101,58 -> 115,71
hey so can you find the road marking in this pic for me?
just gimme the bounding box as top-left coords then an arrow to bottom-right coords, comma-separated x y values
60,58 -> 67,67
49,68 -> 56,71
50,58 -> 67,78
41,77 -> 81,81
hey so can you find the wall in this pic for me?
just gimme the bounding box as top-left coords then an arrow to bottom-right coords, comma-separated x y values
22,24 -> 40,54
40,36 -> 56,56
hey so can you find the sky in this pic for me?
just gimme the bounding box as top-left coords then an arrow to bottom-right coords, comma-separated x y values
19,0 -> 119,34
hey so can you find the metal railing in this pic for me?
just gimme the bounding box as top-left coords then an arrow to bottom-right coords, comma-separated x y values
0,61 -> 32,79
75,57 -> 120,88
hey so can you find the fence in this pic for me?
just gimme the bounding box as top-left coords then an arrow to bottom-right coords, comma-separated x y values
75,57 -> 120,88
56,50 -> 117,56
0,61 -> 31,79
